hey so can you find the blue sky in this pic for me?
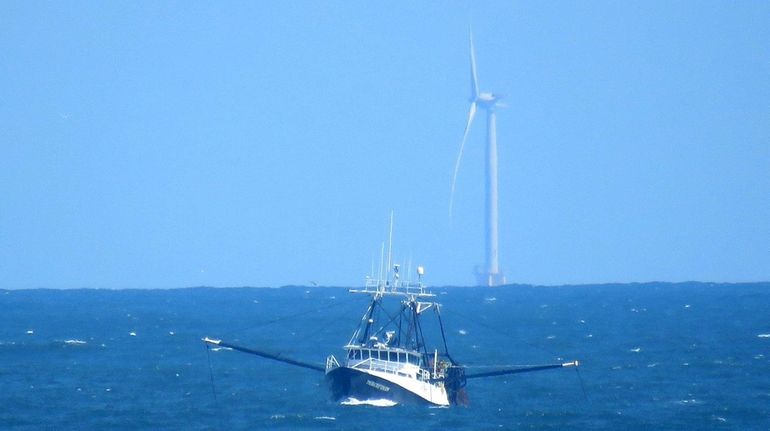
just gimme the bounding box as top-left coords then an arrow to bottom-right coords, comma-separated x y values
1,2 -> 768,288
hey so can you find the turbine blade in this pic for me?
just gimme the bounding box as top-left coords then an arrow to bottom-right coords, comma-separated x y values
450,101 -> 477,219
469,28 -> 479,100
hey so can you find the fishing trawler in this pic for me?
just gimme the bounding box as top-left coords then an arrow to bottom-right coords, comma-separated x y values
203,244 -> 579,406
203,218 -> 579,406
324,264 -> 465,406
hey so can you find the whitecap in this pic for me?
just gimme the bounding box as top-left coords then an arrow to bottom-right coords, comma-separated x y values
340,397 -> 397,407
314,416 -> 336,421
484,297 -> 497,302
629,347 -> 641,353
168,331 -> 175,336
757,334 -> 770,338
458,329 -> 467,335
129,332 -> 137,337
64,339 -> 87,345
211,347 -> 233,352
647,362 -> 658,368
26,330 -> 34,335
546,335 -> 556,339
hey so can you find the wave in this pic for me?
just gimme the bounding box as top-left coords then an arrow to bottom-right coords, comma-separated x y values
676,398 -> 703,405
340,397 -> 397,407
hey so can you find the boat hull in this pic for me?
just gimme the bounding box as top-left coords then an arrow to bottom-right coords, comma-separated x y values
325,366 -> 447,406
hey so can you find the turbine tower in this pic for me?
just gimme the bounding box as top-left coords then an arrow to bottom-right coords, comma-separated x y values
450,29 -> 507,287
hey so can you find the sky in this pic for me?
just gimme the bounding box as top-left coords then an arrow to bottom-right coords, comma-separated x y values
1,1 -> 768,289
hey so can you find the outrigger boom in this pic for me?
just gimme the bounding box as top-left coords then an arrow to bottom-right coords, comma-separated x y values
202,337 -> 324,372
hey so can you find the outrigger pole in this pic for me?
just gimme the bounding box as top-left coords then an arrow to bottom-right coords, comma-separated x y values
203,337 -> 324,373
465,361 -> 579,379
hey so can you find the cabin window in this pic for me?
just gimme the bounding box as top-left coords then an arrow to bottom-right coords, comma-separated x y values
389,352 -> 397,362
354,350 -> 361,360
398,352 -> 405,363
348,350 -> 354,359
363,350 -> 370,359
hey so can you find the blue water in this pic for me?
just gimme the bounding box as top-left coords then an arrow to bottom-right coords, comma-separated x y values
1,283 -> 768,429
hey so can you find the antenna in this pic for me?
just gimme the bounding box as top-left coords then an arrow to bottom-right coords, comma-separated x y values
378,242 -> 385,289
386,211 -> 394,284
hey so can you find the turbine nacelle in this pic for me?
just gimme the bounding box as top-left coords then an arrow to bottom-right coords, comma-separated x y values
474,92 -> 505,109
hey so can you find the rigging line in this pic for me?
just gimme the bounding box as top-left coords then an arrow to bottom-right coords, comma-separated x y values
444,307 -> 560,357
301,298 -> 364,343
205,344 -> 218,403
369,303 -> 405,341
575,366 -> 590,403
435,306 -> 454,361
224,295 -> 357,338
359,297 -> 379,344
413,304 -> 430,357
204,344 -> 227,430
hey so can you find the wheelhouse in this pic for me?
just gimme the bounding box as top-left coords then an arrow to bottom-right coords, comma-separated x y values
345,347 -> 423,366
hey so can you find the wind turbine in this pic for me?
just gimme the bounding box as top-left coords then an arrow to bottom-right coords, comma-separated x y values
450,29 -> 506,287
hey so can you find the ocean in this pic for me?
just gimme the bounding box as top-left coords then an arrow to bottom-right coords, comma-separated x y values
1,283 -> 768,430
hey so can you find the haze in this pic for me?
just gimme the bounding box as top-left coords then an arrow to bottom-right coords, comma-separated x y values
1,2 -> 768,288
